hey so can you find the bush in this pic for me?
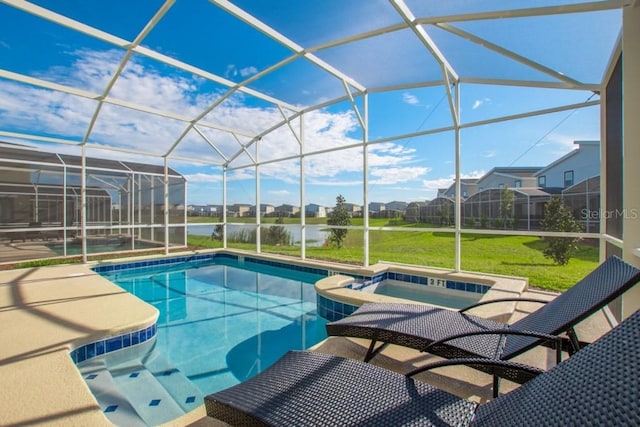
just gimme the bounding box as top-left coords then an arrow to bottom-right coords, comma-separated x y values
466,217 -> 476,228
327,195 -> 351,248
541,197 -> 583,265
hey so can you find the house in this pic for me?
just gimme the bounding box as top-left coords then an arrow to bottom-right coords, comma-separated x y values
228,204 -> 251,218
188,204 -> 219,217
534,141 -> 600,189
439,179 -> 479,199
342,203 -> 362,217
475,167 -> 542,191
368,202 -> 386,217
249,204 -> 275,217
274,204 -> 300,217
385,201 -> 408,217
305,203 -> 327,218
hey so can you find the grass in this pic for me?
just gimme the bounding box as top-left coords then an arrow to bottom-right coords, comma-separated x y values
186,217 -> 599,292
6,217 -> 598,292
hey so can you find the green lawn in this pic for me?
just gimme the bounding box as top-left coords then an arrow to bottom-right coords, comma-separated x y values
187,217 -> 599,292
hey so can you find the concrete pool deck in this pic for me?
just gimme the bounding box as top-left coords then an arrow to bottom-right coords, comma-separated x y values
0,251 -> 613,426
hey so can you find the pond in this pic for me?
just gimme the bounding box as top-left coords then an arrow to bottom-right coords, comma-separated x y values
187,223 -> 331,247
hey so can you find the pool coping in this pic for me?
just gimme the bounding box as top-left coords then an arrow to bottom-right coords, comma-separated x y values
0,262 -> 159,427
315,262 -> 529,322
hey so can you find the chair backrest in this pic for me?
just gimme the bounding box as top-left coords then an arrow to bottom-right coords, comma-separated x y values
473,308 -> 640,426
502,255 -> 640,358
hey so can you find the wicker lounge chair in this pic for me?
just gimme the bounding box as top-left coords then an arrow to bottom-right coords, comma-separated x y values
204,308 -> 640,426
326,256 -> 640,372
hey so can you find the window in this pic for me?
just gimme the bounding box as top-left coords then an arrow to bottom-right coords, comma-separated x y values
538,176 -> 546,187
498,183 -> 504,189
564,170 -> 574,187
514,180 -> 522,188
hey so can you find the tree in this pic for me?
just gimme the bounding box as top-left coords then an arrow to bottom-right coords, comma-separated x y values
540,196 -> 583,265
327,194 -> 351,248
499,188 -> 515,229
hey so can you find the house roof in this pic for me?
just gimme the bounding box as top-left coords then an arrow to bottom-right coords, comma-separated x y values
534,140 -> 600,176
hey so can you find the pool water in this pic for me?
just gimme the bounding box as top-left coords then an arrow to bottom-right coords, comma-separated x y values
374,280 -> 480,309
86,257 -> 327,426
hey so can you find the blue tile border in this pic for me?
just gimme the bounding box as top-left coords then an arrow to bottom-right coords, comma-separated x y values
245,256 -> 329,276
350,273 -> 490,296
317,294 -> 359,322
91,253 -> 221,274
69,323 -> 157,365
91,252 -> 330,278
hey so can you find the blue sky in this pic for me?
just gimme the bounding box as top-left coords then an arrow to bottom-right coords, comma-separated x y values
0,1 -> 621,207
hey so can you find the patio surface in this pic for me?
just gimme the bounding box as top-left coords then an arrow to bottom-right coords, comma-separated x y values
0,256 -> 612,427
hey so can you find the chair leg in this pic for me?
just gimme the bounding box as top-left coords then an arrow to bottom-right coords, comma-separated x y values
567,328 -> 581,355
492,375 -> 501,398
364,340 -> 388,362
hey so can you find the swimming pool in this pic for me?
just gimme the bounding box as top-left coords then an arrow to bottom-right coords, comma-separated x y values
82,254 -> 328,426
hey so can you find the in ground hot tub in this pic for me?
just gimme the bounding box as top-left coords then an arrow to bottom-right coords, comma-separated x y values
315,264 -> 527,322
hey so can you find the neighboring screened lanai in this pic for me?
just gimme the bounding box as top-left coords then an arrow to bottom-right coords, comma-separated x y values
0,144 -> 185,261
0,0 -> 638,278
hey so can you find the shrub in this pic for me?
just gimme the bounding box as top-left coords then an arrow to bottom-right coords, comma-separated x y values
540,196 -> 583,265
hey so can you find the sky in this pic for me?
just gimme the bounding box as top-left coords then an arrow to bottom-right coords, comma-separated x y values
0,1 -> 621,208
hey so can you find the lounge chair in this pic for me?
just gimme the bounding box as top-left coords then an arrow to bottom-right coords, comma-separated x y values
326,256 -> 640,373
204,308 -> 640,426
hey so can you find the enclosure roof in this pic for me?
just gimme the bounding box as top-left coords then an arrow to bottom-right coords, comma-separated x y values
0,0 -> 626,170
0,143 -> 183,177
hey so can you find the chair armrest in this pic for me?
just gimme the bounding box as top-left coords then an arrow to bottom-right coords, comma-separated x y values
459,298 -> 549,313
406,357 -> 544,380
407,357 -> 545,397
423,329 -> 564,364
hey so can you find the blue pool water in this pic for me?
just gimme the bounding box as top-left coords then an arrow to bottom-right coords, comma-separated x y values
87,256 -> 328,426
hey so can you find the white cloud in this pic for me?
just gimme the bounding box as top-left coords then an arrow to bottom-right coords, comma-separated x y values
421,177 -> 455,191
239,66 -> 258,77
369,166 -> 431,185
472,97 -> 491,109
403,93 -> 419,105
183,173 -> 222,183
461,170 -> 486,179
482,150 -> 497,158
0,47 -> 448,205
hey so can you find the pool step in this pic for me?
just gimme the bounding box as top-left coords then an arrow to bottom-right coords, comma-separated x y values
80,360 -> 148,427
143,350 -> 203,413
80,356 -> 199,426
112,366 -> 186,426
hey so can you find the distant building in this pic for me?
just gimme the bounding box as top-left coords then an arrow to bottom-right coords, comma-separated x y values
342,203 -> 362,217
228,204 -> 251,218
368,202 -> 386,217
305,203 -> 327,218
461,141 -> 600,231
188,204 -> 219,217
249,204 -> 275,217
476,167 -> 541,191
274,204 -> 300,217
534,140 -> 600,189
439,179 -> 479,199
385,201 -> 408,217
